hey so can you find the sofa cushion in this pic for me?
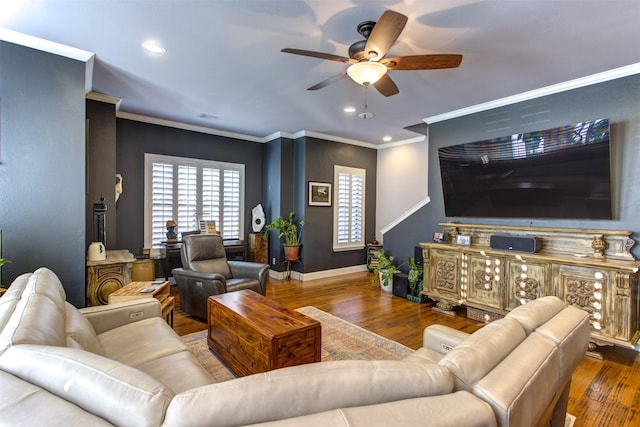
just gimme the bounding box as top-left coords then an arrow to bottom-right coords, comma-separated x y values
98,316 -> 188,367
163,360 -> 454,427
0,344 -> 173,427
472,333 -> 559,427
65,302 -> 104,355
438,317 -> 526,391
0,369 -> 112,426
136,350 -> 214,394
505,296 -> 566,335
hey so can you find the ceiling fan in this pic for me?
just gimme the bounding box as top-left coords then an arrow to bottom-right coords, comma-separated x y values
281,10 -> 462,97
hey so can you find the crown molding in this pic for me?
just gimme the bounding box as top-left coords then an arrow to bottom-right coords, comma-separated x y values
424,63 -> 640,124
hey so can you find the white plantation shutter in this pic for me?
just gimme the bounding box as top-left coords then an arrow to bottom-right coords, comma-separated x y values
144,154 -> 245,248
202,168 -> 221,225
177,165 -> 198,233
151,162 -> 174,246
333,165 -> 365,251
223,169 -> 241,239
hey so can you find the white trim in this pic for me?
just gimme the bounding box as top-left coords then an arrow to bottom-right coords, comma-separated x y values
0,28 -> 94,62
118,111 -> 265,143
86,91 -> 122,109
378,135 -> 426,150
380,196 -> 431,238
269,264 -> 369,281
425,63 -> 640,124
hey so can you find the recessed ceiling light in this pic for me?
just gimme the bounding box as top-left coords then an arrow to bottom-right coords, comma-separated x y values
343,107 -> 356,113
142,41 -> 165,54
383,136 -> 392,142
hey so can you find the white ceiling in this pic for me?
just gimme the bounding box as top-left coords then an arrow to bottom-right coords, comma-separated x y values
2,1 -> 639,145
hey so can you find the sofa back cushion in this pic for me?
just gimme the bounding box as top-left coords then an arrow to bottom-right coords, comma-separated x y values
164,360 -> 453,427
438,317 -> 526,391
505,296 -> 566,335
0,273 -> 32,335
65,302 -> 104,355
0,268 -> 69,355
0,344 -> 173,427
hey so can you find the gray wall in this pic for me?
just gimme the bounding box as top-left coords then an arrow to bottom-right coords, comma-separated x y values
114,119 -> 265,256
302,137 -> 377,272
86,100 -> 117,248
384,74 -> 640,266
0,41 -> 88,306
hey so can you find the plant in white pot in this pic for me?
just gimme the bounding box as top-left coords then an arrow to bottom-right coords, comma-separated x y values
371,249 -> 402,292
263,211 -> 304,260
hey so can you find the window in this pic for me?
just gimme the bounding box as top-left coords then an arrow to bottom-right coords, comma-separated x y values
144,154 -> 244,248
333,165 -> 365,251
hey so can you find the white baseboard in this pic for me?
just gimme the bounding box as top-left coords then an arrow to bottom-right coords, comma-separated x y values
269,264 -> 369,281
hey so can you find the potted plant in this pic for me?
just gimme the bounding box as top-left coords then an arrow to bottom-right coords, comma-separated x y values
0,257 -> 10,293
406,256 -> 428,303
263,211 -> 304,260
371,249 -> 402,292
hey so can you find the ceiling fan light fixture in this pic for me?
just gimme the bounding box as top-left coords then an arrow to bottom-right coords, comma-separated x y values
347,61 -> 387,86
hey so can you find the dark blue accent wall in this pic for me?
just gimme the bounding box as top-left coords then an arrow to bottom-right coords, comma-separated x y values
113,119 -> 265,256
0,41 -> 88,306
384,74 -> 640,266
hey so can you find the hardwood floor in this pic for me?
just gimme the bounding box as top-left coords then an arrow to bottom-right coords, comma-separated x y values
171,271 -> 640,427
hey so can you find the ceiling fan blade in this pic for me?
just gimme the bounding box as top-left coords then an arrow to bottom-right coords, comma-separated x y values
365,10 -> 408,60
381,54 -> 463,70
307,73 -> 349,91
281,48 -> 352,63
373,74 -> 399,97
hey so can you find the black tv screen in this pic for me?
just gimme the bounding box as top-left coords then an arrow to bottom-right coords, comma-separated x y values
438,118 -> 612,219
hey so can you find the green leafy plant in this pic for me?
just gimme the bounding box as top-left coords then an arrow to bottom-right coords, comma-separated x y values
407,256 -> 424,296
0,258 -> 10,289
371,249 -> 403,286
263,211 -> 304,246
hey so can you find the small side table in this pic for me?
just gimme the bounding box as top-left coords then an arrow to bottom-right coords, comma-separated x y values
107,280 -> 175,327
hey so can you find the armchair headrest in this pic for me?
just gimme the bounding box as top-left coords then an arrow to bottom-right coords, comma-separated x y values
182,234 -> 227,264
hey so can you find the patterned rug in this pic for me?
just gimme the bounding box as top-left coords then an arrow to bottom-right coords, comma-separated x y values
180,306 -> 414,383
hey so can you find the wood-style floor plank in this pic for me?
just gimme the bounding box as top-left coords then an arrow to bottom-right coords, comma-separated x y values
170,271 -> 640,427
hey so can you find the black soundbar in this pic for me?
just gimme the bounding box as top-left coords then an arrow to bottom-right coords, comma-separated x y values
489,235 -> 542,253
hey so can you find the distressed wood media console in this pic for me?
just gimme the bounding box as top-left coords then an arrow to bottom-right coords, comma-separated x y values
421,223 -> 640,352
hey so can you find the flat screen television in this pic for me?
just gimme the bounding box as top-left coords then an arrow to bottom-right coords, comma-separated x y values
438,118 -> 612,219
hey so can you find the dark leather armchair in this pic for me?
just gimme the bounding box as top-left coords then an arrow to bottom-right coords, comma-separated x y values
171,234 -> 269,319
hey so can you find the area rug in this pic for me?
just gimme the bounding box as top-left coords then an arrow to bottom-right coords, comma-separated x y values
180,305 -> 413,383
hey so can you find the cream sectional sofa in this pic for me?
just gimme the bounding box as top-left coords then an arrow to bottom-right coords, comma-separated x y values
0,267 -> 589,426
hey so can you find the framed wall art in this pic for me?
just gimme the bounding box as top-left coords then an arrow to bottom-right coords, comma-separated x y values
309,182 -> 331,206
456,234 -> 471,246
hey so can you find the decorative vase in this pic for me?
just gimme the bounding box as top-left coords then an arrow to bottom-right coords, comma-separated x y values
379,271 -> 393,292
87,242 -> 106,261
284,245 -> 300,261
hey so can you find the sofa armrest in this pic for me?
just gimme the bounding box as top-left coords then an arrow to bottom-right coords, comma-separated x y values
423,324 -> 471,355
171,268 -> 227,283
79,298 -> 162,335
228,261 -> 269,280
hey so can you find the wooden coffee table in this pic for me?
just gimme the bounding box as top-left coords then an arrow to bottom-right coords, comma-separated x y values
207,290 -> 321,376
